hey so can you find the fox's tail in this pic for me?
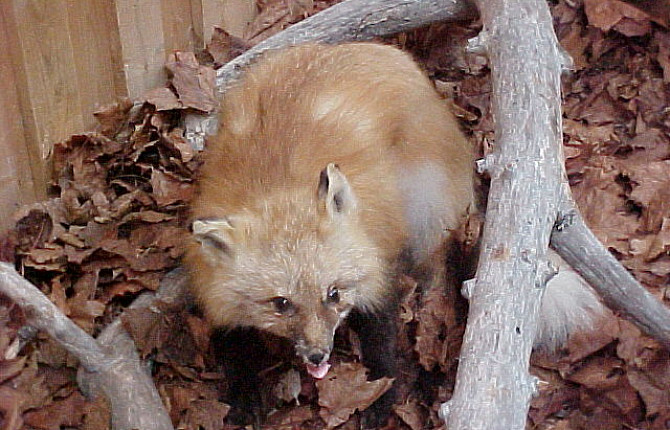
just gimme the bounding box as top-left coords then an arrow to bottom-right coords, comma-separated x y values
535,250 -> 609,350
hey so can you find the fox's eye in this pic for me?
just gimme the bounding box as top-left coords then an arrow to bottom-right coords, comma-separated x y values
326,287 -> 340,304
271,296 -> 293,314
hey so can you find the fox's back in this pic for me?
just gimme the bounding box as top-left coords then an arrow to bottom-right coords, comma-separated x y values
194,43 -> 473,258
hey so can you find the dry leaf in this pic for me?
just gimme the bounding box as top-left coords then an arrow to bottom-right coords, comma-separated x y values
316,362 -> 393,429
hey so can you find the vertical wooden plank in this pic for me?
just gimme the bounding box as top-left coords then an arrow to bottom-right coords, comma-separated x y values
161,0 -> 204,53
201,0 -> 257,41
189,0 -> 206,49
3,0 -> 88,197
0,8 -> 39,230
114,0 -> 167,100
66,0 -> 128,129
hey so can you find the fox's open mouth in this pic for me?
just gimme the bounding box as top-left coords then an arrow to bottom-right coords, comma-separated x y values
306,362 -> 331,379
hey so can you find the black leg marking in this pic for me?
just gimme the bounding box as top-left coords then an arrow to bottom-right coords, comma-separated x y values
211,327 -> 268,427
348,301 -> 400,428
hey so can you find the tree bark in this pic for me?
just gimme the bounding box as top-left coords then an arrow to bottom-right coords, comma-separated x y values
0,262 -> 174,430
441,1 -> 566,428
184,0 -> 478,148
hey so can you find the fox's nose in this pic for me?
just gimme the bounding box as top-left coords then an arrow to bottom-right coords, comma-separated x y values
308,352 -> 326,365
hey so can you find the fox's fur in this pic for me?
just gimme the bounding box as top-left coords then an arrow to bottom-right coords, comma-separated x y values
184,42 -> 605,425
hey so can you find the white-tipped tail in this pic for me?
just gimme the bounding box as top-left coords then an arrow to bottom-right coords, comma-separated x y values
535,250 -> 608,351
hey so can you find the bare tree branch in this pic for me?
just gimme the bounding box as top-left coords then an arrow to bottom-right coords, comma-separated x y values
184,0 -> 478,148
551,192 -> 670,349
0,262 -> 174,430
441,1 -> 566,428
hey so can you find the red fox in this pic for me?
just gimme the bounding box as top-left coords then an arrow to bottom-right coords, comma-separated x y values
184,42 -> 605,426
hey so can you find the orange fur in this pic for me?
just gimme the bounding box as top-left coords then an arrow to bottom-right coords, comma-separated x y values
184,43 -> 474,363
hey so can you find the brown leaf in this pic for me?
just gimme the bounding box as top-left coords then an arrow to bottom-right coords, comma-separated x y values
566,356 -> 624,390
206,27 -> 250,66
584,0 -> 653,36
628,365 -> 670,417
0,357 -> 26,385
564,313 -> 619,363
23,246 -> 67,272
563,119 -> 617,147
144,87 -> 183,111
572,162 -> 637,254
93,98 -> 134,138
100,238 -> 175,271
163,128 -> 196,163
101,281 -> 145,301
23,391 -> 88,430
316,362 -> 393,429
0,385 -> 31,430
163,384 -> 200,422
413,267 -> 462,373
81,395 -> 112,430
166,51 -> 218,113
121,307 -> 166,357
0,362 -> 50,421
558,21 -> 590,71
180,399 -> 230,430
125,270 -> 164,290
67,293 -> 106,333
616,321 -> 660,366
529,374 -> 579,425
150,168 -> 194,207
264,405 -> 316,429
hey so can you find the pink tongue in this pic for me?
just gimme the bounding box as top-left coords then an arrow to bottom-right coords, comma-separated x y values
306,362 -> 331,379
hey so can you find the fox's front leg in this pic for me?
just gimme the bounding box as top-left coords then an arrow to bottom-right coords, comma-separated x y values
348,299 -> 400,428
211,327 -> 266,427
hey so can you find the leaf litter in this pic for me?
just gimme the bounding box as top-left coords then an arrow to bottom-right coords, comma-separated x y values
1,0 -> 669,428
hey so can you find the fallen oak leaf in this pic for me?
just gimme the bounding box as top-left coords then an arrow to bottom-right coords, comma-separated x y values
150,168 -> 194,207
316,362 -> 393,429
93,98 -> 134,139
143,87 -> 183,111
23,390 -> 88,430
584,0 -> 653,36
264,405 -> 315,430
165,51 -> 218,113
180,399 -> 230,430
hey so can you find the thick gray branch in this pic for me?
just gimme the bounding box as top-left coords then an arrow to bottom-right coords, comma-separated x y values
184,0 -> 478,147
551,192 -> 670,349
214,0 -> 477,89
0,262 -> 173,430
442,1 -> 565,428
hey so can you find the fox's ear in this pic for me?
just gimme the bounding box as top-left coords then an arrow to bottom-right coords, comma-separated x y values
190,217 -> 235,256
317,163 -> 357,217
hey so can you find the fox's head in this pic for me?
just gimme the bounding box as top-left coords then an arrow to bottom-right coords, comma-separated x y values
187,163 -> 388,378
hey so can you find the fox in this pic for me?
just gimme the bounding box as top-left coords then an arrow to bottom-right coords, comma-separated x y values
184,42 -> 606,427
